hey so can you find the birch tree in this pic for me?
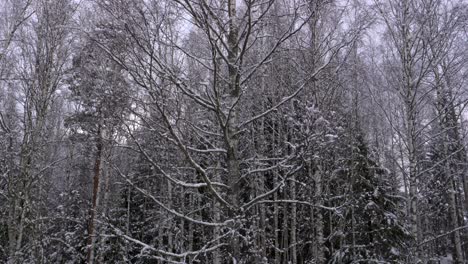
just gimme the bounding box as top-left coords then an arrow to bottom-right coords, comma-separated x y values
1,0 -> 466,262
1,0 -> 74,262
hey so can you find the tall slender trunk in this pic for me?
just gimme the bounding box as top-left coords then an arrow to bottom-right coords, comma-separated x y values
461,168 -> 468,214
188,193 -> 194,264
401,0 -> 420,255
443,138 -> 464,263
226,0 -> 242,262
290,191 -> 297,264
313,164 -> 324,264
167,181 -> 173,253
87,124 -> 103,264
448,179 -> 464,263
212,201 -> 221,264
213,161 -> 222,264
7,200 -> 17,262
125,185 -> 131,261
282,198 -> 289,263
98,148 -> 112,263
274,169 -> 280,264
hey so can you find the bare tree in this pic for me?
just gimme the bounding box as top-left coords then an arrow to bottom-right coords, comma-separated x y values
86,0 -> 367,262
2,0 -> 74,262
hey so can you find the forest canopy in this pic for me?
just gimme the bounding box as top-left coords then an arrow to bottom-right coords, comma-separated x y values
0,0 -> 467,263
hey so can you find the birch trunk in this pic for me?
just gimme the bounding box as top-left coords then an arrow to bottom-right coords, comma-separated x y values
167,181 -> 173,253
282,200 -> 289,263
188,193 -> 194,264
274,169 -> 280,264
125,185 -> 131,261
400,0 -> 420,255
313,164 -> 324,264
290,171 -> 297,264
213,162 -> 222,264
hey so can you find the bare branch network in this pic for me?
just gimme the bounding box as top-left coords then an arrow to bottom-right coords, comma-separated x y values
0,0 -> 467,263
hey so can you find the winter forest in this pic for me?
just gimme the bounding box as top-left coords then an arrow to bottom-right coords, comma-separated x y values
1,0 -> 468,263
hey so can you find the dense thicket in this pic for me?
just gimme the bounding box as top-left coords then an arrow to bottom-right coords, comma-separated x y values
1,0 -> 467,263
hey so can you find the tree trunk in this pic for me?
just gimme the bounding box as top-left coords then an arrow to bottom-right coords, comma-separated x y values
401,0 -> 420,255
226,0 -> 242,262
312,164 -> 324,264
188,193 -> 194,264
125,185 -> 131,261
274,169 -> 280,264
213,161 -> 222,264
444,144 -> 464,263
448,179 -> 464,263
282,200 -> 289,264
86,124 -> 103,264
290,175 -> 297,264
